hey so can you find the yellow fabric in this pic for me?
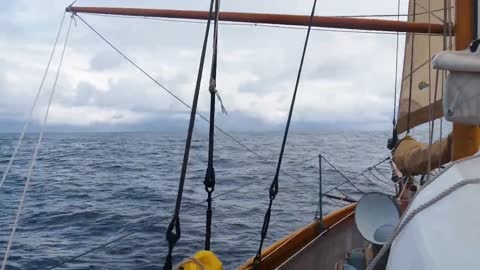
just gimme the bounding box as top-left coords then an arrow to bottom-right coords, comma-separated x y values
177,250 -> 222,270
392,135 -> 452,176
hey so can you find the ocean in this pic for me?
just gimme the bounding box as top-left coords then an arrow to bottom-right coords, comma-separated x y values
0,131 -> 394,269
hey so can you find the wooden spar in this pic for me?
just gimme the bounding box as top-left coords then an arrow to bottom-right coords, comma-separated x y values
452,0 -> 480,160
66,6 -> 449,34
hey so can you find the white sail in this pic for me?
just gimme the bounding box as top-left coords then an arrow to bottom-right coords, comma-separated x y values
396,0 -> 454,133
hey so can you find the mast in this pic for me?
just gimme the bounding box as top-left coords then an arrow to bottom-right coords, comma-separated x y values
66,6 -> 447,34
452,0 -> 480,160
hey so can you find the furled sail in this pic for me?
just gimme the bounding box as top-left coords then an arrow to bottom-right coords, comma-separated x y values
396,0 -> 454,133
392,135 -> 452,176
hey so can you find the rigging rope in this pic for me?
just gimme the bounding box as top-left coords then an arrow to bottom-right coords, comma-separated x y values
427,70 -> 440,182
162,0 -> 215,268
406,1 -> 417,134
253,0 -> 318,267
388,0 -> 401,150
361,170 -> 395,193
372,166 -> 391,181
367,169 -> 393,187
0,13 -> 67,190
320,156 -> 391,195
1,14 -> 74,270
320,155 -> 364,193
402,58 -> 432,82
447,0 -> 453,163
392,0 -> 400,126
204,0 -> 221,251
438,0 -> 448,171
426,0 -> 433,183
414,1 -> 445,22
438,72 -> 445,169
360,173 -> 394,194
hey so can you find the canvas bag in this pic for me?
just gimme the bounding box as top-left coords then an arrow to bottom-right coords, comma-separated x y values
432,39 -> 480,125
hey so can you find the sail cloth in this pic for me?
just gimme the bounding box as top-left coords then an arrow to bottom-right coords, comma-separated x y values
396,0 -> 454,133
392,135 -> 452,176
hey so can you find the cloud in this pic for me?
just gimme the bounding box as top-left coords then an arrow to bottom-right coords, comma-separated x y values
0,0 -> 410,132
45,104 -> 148,126
89,51 -> 124,71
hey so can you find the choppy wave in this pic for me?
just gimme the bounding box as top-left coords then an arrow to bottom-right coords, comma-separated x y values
0,131 -> 392,269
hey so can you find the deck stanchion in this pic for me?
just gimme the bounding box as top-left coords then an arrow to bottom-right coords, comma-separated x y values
317,154 -> 323,229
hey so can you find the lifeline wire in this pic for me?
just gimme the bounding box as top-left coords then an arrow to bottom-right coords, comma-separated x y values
320,156 -> 391,195
320,155 -> 365,193
0,12 -> 67,190
1,15 -> 74,270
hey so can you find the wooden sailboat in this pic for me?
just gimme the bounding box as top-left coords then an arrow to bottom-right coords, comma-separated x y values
2,0 -> 479,269
65,0 -> 480,269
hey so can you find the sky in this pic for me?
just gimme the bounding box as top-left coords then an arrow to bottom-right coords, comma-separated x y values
0,0 -> 411,132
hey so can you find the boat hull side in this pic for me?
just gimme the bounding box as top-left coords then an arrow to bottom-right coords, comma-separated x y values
238,203 -> 360,270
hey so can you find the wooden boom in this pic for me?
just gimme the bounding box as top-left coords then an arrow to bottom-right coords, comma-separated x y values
67,6 -> 449,34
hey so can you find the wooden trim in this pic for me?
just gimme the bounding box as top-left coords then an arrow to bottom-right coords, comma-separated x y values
67,7 -> 448,34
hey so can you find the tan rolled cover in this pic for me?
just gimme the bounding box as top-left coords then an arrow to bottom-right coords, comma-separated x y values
392,135 -> 452,176
396,0 -> 455,133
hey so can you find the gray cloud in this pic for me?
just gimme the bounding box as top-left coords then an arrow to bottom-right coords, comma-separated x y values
89,51 -> 124,71
68,81 -> 96,106
0,0 -> 411,132
308,58 -> 353,79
